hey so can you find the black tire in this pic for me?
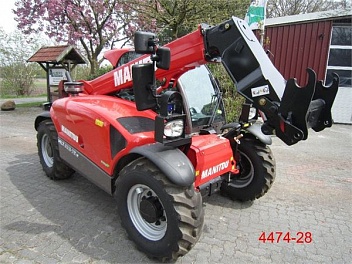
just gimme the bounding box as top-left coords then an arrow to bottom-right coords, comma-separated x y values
115,158 -> 204,261
221,138 -> 275,201
37,120 -> 74,180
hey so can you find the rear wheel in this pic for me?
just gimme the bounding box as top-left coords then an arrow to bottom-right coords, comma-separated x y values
37,120 -> 74,180
115,158 -> 204,261
221,138 -> 275,201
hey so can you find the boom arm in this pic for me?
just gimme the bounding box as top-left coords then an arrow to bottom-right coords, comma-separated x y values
83,28 -> 207,95
203,17 -> 338,145
83,16 -> 338,146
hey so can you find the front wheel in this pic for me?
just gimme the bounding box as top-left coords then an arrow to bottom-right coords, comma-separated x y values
37,120 -> 74,180
115,158 -> 204,261
221,138 -> 276,201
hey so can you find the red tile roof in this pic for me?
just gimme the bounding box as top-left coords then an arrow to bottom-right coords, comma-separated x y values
27,45 -> 86,64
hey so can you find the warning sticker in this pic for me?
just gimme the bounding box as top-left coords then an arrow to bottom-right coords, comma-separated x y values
251,85 -> 270,97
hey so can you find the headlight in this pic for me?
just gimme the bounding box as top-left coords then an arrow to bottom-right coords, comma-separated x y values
164,119 -> 184,138
248,107 -> 257,120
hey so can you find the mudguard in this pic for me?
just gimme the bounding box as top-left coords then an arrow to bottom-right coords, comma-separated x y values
246,123 -> 272,145
221,122 -> 272,145
34,112 -> 51,130
130,143 -> 195,186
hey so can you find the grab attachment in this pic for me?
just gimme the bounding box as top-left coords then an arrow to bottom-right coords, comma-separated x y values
311,73 -> 339,132
261,69 -> 339,145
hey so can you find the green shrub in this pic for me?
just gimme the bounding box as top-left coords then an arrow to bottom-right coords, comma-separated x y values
86,65 -> 113,80
208,64 -> 244,122
0,63 -> 34,96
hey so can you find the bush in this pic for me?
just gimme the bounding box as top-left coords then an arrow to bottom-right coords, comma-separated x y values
86,65 -> 113,80
0,29 -> 44,97
0,63 -> 34,96
69,64 -> 113,81
208,64 -> 244,122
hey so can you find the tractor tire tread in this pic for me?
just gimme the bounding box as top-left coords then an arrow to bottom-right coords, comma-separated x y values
37,120 -> 74,180
221,138 -> 276,202
117,158 -> 204,262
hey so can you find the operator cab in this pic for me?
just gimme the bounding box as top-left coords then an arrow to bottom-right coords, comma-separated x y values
178,65 -> 226,134
109,49 -> 226,134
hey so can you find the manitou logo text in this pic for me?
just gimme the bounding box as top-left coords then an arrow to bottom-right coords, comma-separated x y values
201,161 -> 229,179
114,57 -> 151,87
61,125 -> 78,143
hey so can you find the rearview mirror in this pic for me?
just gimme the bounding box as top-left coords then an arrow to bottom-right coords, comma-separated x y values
132,63 -> 157,111
134,31 -> 156,54
156,47 -> 170,70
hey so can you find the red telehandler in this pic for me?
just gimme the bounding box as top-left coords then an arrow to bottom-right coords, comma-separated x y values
35,16 -> 338,261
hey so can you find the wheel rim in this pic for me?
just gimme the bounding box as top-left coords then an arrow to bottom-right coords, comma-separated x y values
127,184 -> 167,241
231,152 -> 254,188
41,134 -> 54,167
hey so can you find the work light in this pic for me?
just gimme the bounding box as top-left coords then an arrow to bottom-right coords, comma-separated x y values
164,119 -> 184,138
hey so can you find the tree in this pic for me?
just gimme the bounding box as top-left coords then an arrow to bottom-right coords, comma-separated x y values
0,28 -> 43,96
126,0 -> 249,121
13,0 -> 250,74
267,0 -> 351,18
14,0 -> 135,74
126,0 -> 249,42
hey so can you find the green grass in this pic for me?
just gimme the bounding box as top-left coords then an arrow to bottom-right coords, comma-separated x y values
16,101 -> 47,108
0,94 -> 47,99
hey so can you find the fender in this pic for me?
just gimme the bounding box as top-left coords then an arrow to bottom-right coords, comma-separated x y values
34,112 -> 51,131
246,123 -> 272,145
130,143 -> 195,186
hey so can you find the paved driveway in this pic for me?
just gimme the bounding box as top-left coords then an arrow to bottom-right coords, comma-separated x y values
0,107 -> 351,263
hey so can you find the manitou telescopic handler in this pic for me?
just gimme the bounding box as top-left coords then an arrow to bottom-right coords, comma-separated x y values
35,16 -> 338,261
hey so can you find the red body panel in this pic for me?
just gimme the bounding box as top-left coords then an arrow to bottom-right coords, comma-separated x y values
104,47 -> 132,67
51,94 -> 237,183
51,95 -> 157,174
188,135 -> 236,187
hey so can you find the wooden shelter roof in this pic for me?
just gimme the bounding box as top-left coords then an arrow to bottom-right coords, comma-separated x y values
27,45 -> 86,64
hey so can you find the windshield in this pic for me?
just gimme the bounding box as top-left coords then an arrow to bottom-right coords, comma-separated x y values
178,66 -> 226,132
